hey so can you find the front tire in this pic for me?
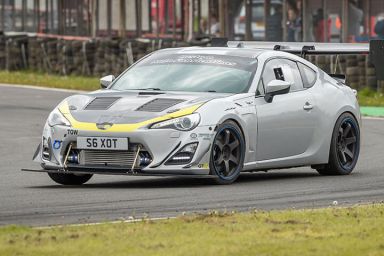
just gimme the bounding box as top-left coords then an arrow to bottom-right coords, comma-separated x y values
317,113 -> 360,175
48,173 -> 93,185
209,121 -> 245,185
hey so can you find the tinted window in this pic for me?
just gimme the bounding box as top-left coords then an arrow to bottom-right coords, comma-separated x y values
262,59 -> 304,92
298,62 -> 317,88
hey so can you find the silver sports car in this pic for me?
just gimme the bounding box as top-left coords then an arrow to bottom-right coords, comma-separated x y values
25,41 -> 367,185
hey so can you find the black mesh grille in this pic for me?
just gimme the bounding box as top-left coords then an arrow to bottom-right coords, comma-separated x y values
84,97 -> 121,110
79,150 -> 136,167
136,98 -> 185,112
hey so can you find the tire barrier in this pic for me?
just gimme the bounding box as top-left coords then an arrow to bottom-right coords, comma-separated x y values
0,33 -> 380,91
307,54 -> 378,91
0,34 -> 206,77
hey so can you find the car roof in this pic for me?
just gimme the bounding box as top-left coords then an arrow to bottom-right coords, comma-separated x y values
156,47 -> 265,59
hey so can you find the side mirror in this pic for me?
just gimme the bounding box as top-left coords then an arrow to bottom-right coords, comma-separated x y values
100,75 -> 115,89
264,80 -> 291,103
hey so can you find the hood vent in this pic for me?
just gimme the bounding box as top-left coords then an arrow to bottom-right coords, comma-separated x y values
136,98 -> 185,112
84,97 -> 121,110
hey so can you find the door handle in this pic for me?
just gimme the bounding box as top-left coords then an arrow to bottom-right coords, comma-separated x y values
303,102 -> 313,111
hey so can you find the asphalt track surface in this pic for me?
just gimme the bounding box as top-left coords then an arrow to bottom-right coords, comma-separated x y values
0,84 -> 383,226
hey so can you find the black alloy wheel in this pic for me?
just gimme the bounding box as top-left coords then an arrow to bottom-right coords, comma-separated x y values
316,113 -> 360,175
336,118 -> 359,169
210,121 -> 245,184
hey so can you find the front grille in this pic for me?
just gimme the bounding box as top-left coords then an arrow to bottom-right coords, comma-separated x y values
136,98 -> 185,112
84,97 -> 121,110
79,150 -> 136,167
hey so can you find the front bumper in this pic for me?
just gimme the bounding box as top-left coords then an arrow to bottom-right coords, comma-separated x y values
34,123 -> 216,176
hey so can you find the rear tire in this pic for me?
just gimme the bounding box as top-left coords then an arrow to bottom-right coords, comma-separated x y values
48,173 -> 93,185
317,113 -> 360,175
209,121 -> 245,185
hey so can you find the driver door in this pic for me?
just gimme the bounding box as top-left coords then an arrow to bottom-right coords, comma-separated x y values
256,58 -> 317,161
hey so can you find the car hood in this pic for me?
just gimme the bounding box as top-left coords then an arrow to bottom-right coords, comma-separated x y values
61,89 -> 230,125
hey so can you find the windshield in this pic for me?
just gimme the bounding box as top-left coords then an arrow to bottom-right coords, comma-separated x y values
111,53 -> 257,93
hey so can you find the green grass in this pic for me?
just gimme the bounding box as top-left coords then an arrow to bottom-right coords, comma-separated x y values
1,71 -> 384,108
0,71 -> 99,91
1,204 -> 384,256
358,88 -> 384,107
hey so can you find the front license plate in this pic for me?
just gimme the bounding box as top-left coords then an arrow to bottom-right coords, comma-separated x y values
77,137 -> 128,150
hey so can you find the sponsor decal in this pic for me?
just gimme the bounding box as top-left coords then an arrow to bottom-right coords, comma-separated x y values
150,55 -> 237,66
198,133 -> 213,140
198,163 -> 209,169
52,140 -> 62,150
67,129 -> 78,135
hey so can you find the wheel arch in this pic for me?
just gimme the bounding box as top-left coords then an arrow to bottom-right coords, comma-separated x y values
316,110 -> 361,174
324,110 -> 360,163
217,117 -> 247,151
343,111 -> 360,127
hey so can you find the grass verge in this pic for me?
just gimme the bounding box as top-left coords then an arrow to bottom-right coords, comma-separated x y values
0,71 -> 99,91
358,88 -> 384,107
1,204 -> 383,256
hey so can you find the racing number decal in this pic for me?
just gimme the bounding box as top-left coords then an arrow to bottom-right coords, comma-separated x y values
86,138 -> 118,149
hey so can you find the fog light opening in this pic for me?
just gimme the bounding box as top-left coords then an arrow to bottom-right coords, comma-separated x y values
165,142 -> 198,165
42,137 -> 51,160
138,152 -> 152,167
67,150 -> 80,164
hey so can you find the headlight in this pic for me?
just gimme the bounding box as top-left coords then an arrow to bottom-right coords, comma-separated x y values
47,108 -> 71,127
150,113 -> 200,131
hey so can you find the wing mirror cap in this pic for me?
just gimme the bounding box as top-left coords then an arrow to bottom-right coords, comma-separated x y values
100,75 -> 115,89
264,80 -> 291,103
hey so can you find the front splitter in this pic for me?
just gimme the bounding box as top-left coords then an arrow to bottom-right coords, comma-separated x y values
21,167 -> 214,178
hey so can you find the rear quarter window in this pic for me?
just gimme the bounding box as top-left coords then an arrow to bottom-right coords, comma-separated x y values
298,62 -> 317,88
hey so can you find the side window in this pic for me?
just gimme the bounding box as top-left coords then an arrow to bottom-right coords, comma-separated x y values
298,62 -> 317,88
262,59 -> 304,92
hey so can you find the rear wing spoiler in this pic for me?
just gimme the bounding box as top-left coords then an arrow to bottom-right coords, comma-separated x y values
226,41 -> 370,55
211,38 -> 384,80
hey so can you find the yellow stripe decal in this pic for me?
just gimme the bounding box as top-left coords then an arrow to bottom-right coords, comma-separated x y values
58,101 -> 202,132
